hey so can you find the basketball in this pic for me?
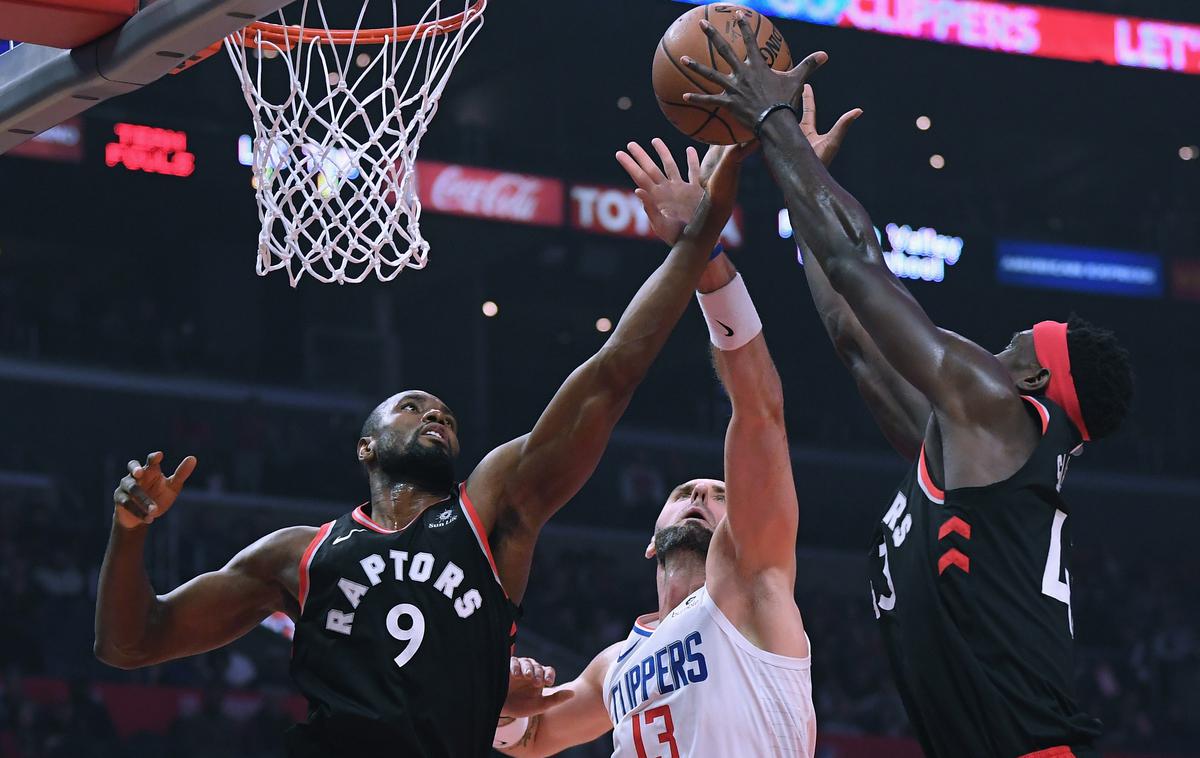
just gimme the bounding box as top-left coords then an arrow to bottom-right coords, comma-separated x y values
652,4 -> 793,145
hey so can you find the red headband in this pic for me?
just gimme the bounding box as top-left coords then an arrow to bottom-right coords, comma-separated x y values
1032,321 -> 1091,442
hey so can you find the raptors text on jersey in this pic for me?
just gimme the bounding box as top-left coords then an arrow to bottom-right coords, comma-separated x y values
285,485 -> 517,758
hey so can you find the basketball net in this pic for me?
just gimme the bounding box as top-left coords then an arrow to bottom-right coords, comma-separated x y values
225,0 -> 486,285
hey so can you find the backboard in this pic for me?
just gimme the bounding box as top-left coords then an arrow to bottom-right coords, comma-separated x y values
0,0 -> 291,155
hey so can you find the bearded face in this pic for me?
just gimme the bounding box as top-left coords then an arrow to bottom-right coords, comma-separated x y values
653,520 -> 713,566
373,426 -> 457,493
361,391 -> 460,494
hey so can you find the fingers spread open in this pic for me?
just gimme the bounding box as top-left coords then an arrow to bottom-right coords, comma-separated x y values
685,146 -> 701,184
616,151 -> 654,191
735,13 -> 764,69
681,56 -> 733,90
168,455 -> 197,491
791,51 -> 829,84
683,91 -> 730,110
650,138 -> 682,182
801,84 -> 818,134
699,19 -> 743,71
626,141 -> 667,184
633,188 -> 662,220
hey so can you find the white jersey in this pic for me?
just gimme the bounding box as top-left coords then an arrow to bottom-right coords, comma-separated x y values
603,585 -> 816,758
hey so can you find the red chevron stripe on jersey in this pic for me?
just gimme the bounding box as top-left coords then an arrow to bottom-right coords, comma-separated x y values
1019,747 -> 1076,758
937,548 -> 970,575
938,516 -> 972,541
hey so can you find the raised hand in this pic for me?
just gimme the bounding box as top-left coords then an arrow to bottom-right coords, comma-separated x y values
800,84 -> 862,167
615,138 -> 705,246
113,451 -> 197,529
501,656 -> 575,718
682,11 -> 828,136
616,138 -> 754,246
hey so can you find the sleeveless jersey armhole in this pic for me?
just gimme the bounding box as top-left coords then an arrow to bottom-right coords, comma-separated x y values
700,587 -> 811,671
297,521 -> 334,614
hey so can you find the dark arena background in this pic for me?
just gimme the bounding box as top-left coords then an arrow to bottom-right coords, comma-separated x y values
1,0 -> 1199,755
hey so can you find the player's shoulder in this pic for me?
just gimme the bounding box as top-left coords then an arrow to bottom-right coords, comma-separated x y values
231,525 -> 321,577
584,639 -> 627,683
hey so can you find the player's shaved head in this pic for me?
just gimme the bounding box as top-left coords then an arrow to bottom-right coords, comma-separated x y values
359,390 -> 459,493
362,390 -> 455,439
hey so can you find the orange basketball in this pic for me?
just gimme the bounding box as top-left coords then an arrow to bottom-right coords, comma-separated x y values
652,4 -> 793,145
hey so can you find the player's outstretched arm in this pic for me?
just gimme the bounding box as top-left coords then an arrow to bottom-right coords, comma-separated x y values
684,16 -> 1017,426
466,147 -> 743,602
495,647 -> 619,757
94,452 -> 313,669
697,257 -> 809,658
793,85 -> 930,460
698,256 -> 798,581
800,246 -> 930,459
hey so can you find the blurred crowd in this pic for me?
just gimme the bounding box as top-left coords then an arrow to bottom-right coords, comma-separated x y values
0,267 -> 1195,483
0,480 -> 1197,757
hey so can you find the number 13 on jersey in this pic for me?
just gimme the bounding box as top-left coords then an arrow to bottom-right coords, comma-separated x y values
631,704 -> 679,758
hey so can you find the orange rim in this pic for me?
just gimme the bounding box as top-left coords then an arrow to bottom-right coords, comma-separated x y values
170,0 -> 484,76
235,0 -> 484,48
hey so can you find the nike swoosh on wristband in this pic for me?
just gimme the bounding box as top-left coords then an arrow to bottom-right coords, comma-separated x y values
716,320 -> 734,337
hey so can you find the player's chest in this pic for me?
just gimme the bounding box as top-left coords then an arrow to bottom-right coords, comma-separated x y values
606,601 -> 712,724
306,517 -> 494,633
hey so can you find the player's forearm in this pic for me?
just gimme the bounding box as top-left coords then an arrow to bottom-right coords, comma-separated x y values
598,194 -> 729,391
94,519 -> 161,668
712,336 -> 784,422
760,116 -> 955,405
760,116 -> 884,282
801,247 -> 927,458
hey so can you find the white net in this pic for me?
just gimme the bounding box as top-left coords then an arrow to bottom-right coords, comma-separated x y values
225,0 -> 486,286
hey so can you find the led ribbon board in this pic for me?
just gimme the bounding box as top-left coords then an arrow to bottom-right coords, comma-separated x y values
996,240 -> 1163,297
780,210 -> 963,283
678,1 -> 1200,76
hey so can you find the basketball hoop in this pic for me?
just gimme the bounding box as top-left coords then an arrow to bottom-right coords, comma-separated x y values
222,0 -> 486,285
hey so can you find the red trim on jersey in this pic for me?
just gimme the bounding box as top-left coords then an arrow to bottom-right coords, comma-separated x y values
1021,394 -> 1051,435
351,496 -> 444,534
298,522 -> 333,613
918,445 -> 946,504
352,504 -> 399,533
938,516 -> 971,541
633,613 -> 659,637
1033,321 -> 1091,442
1019,748 -> 1076,758
459,483 -> 503,590
937,548 -> 970,575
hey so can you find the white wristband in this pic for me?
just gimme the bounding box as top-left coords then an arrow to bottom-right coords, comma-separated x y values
696,273 -> 762,351
493,716 -> 530,748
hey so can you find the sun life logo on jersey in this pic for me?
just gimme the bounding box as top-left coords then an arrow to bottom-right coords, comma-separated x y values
427,507 -> 459,529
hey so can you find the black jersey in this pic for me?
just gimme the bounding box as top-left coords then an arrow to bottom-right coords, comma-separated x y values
868,396 -> 1103,758
286,484 -> 517,758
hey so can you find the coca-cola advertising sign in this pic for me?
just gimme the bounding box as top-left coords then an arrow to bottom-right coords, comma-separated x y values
570,184 -> 742,248
415,160 -> 563,227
